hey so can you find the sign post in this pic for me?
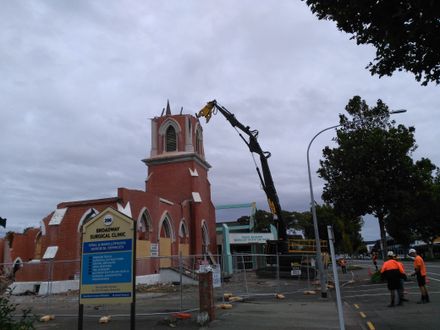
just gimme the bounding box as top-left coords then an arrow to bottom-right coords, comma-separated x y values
78,207 -> 136,329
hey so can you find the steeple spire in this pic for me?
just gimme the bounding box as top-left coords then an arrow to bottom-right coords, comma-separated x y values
166,99 -> 171,115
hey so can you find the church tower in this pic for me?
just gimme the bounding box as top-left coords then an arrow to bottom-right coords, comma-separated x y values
143,101 -> 216,255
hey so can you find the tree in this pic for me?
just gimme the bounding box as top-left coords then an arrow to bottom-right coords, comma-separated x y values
296,204 -> 364,254
385,158 -> 438,249
404,163 -> 440,258
304,0 -> 440,85
318,96 -> 417,258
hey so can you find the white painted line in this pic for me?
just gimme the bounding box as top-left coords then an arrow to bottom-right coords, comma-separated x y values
343,291 -> 440,299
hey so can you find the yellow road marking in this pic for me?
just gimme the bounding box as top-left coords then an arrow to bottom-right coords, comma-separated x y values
367,321 -> 375,330
360,312 -> 367,318
353,304 -> 359,309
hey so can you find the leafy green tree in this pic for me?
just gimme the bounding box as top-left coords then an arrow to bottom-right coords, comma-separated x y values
385,158 -> 438,248
296,204 -> 364,254
399,163 -> 440,258
318,96 -> 417,257
304,0 -> 440,85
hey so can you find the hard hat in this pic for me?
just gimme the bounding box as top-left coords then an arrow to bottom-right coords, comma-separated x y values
387,251 -> 395,257
408,248 -> 416,254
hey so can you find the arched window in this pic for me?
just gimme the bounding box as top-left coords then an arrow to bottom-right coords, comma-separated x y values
138,209 -> 152,240
161,217 -> 172,238
179,220 -> 188,238
166,126 -> 177,152
195,128 -> 203,155
201,221 -> 209,254
77,208 -> 98,232
158,212 -> 175,241
13,257 -> 23,274
179,220 -> 189,244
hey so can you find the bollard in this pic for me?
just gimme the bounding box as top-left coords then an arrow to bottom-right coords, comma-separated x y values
198,270 -> 215,322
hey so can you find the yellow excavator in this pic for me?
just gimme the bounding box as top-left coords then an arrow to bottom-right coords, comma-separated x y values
197,100 -> 322,279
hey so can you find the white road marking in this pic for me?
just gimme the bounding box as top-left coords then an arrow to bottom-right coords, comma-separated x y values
343,291 -> 440,299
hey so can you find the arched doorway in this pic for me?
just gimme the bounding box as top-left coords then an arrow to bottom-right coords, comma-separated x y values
159,213 -> 174,268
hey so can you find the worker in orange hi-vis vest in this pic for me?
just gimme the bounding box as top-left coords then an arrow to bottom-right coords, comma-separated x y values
381,251 -> 407,307
408,248 -> 430,304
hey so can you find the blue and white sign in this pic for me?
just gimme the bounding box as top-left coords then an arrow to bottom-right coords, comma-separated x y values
79,207 -> 135,305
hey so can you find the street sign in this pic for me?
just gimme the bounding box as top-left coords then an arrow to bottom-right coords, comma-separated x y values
79,207 -> 135,305
229,233 -> 275,244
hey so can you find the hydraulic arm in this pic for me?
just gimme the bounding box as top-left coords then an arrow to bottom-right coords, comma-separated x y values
197,100 -> 287,240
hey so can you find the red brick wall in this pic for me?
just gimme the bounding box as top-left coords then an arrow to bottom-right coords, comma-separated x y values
12,112 -> 217,282
11,228 -> 39,262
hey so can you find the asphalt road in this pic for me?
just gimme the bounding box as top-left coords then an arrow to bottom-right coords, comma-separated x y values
340,259 -> 440,330
9,259 -> 440,329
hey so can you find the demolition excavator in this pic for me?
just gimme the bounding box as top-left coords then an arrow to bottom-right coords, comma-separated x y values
197,100 -> 324,280
196,100 -> 288,249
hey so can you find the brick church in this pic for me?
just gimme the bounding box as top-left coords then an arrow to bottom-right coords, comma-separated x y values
1,102 -> 217,292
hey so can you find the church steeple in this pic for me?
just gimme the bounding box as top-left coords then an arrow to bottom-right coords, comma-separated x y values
165,99 -> 171,115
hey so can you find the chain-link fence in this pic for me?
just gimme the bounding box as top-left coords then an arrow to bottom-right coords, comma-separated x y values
1,253 -> 329,319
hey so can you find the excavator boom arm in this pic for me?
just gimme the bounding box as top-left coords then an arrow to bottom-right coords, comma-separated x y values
197,100 -> 287,240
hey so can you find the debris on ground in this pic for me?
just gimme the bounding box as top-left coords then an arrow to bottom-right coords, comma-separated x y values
99,315 -> 111,324
217,303 -> 233,309
40,314 -> 55,322
137,283 -> 179,293
275,293 -> 285,299
223,292 -> 233,300
172,312 -> 192,320
227,296 -> 243,302
303,290 -> 317,295
196,311 -> 209,326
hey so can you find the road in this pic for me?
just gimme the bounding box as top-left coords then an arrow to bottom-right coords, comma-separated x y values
9,259 -> 440,329
340,259 -> 440,330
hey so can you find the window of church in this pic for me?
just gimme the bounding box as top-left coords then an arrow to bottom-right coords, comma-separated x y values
138,211 -> 151,240
195,128 -> 202,154
161,217 -> 172,238
165,126 -> 177,151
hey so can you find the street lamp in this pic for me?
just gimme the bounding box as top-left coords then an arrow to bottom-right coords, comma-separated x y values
306,109 -> 406,299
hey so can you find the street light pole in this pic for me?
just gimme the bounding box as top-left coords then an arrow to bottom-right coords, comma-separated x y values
307,124 -> 340,298
306,109 -> 406,299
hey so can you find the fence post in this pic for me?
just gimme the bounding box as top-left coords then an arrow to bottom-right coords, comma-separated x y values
220,254 -> 225,303
46,260 -> 50,310
276,253 -> 280,293
179,252 -> 183,312
241,255 -> 249,296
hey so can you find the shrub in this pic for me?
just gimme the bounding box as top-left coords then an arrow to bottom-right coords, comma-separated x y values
0,290 -> 36,330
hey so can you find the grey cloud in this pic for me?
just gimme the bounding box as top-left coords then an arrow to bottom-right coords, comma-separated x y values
1,1 -> 438,243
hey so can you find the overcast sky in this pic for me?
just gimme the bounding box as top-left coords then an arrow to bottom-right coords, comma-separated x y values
1,1 -> 439,241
